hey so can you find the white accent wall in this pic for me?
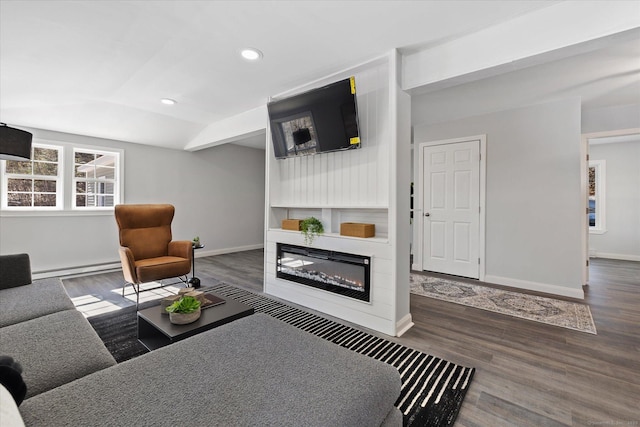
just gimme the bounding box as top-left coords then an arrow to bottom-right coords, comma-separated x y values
589,139 -> 640,261
0,128 -> 265,276
413,98 -> 584,299
264,52 -> 413,337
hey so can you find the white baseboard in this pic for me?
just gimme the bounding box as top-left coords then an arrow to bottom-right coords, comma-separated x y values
395,313 -> 414,337
483,275 -> 585,300
33,262 -> 122,280
195,243 -> 264,258
590,252 -> 640,262
32,244 -> 265,280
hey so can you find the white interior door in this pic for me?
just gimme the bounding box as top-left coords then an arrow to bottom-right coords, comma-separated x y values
422,140 -> 480,279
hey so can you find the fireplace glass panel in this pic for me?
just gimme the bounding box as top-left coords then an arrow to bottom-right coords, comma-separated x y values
277,244 -> 371,302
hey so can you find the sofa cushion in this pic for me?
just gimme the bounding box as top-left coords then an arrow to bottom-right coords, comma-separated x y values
0,310 -> 116,398
20,313 -> 401,427
0,278 -> 75,328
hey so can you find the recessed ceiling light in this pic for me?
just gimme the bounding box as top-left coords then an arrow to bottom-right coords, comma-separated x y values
240,48 -> 263,61
161,98 -> 177,105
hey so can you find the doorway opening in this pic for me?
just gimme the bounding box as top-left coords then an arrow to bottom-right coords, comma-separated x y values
581,128 -> 640,285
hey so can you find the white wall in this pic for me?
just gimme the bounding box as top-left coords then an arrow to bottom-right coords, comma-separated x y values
0,128 -> 265,275
589,139 -> 640,260
582,104 -> 640,134
413,98 -> 584,298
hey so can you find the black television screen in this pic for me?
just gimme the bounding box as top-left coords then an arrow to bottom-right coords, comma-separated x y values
268,77 -> 361,159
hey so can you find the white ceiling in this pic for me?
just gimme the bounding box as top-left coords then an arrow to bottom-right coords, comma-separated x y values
411,35 -> 640,127
1,1 -> 637,151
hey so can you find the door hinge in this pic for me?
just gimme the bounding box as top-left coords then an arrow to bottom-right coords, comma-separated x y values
586,259 -> 589,267
586,207 -> 589,214
478,258 -> 481,265
586,154 -> 590,161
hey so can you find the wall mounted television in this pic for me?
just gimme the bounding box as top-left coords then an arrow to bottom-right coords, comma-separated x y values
267,77 -> 361,159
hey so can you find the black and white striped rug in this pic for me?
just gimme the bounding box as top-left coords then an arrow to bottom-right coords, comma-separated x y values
208,283 -> 475,427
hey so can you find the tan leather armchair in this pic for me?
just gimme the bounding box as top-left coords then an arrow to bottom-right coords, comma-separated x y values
115,204 -> 192,306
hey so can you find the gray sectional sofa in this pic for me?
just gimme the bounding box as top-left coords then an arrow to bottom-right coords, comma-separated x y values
0,254 -> 402,427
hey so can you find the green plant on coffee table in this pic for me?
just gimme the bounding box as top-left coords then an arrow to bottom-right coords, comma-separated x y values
165,296 -> 201,314
300,217 -> 324,245
192,236 -> 200,246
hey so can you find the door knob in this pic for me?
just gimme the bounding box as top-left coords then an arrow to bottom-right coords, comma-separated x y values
425,213 -> 430,217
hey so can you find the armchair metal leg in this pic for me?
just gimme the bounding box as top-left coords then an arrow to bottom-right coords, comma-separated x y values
122,281 -> 137,307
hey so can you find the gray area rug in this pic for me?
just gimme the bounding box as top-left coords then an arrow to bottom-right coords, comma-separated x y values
410,274 -> 597,334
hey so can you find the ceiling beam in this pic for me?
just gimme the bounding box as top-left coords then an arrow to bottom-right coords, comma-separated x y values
184,106 -> 267,151
402,1 -> 640,93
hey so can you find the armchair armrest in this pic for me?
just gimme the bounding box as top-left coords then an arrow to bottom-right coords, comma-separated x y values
118,247 -> 138,284
168,241 -> 193,261
0,254 -> 32,290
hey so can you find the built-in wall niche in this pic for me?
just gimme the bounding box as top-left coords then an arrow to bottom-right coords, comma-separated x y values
270,206 -> 388,240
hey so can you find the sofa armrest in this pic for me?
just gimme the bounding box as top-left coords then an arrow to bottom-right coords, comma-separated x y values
0,254 -> 32,290
168,241 -> 192,261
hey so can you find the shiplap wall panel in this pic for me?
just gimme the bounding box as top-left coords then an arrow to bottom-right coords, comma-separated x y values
271,62 -> 389,207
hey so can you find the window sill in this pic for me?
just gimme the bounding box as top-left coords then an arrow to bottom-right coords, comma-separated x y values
0,209 -> 114,218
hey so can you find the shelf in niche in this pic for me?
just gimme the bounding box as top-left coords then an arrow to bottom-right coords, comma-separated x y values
270,204 -> 388,209
268,228 -> 388,244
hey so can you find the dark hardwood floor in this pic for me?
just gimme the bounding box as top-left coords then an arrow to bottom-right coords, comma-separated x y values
62,251 -> 639,426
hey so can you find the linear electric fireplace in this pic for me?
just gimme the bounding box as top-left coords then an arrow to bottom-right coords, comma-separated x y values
276,243 -> 371,302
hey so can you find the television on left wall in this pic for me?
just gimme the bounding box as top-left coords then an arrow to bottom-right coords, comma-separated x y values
267,77 -> 361,159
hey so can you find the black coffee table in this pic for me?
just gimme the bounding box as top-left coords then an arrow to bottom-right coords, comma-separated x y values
137,293 -> 254,350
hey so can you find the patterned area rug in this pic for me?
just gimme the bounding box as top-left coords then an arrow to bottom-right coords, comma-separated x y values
88,283 -> 475,427
410,274 -> 597,334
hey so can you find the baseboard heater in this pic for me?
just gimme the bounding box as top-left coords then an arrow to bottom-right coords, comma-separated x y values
276,243 -> 371,303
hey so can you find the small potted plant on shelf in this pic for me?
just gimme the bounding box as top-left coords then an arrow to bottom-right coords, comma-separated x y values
165,295 -> 202,325
192,236 -> 201,247
300,217 -> 324,245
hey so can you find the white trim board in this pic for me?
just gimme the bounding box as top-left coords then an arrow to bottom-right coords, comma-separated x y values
195,244 -> 264,258
483,275 -> 585,300
31,244 -> 265,280
590,253 -> 640,262
395,313 -> 415,338
33,262 -> 122,281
